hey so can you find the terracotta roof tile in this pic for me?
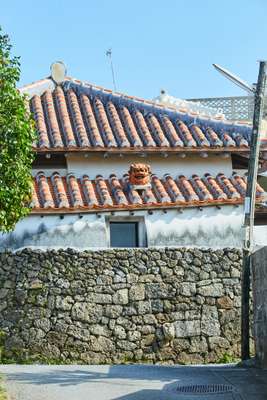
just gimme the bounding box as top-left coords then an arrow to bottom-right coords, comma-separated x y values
205,127 -> 223,147
67,90 -> 90,147
203,173 -> 227,200
51,172 -> 69,208
31,171 -> 266,213
29,81 -> 253,152
42,90 -> 64,148
80,94 -> 104,147
120,106 -> 143,147
177,175 -> 199,202
163,174 -> 186,203
176,120 -> 197,147
190,124 -> 210,147
132,109 -> 155,147
231,173 -> 246,196
106,102 -> 130,147
36,172 -> 54,207
95,175 -> 113,206
82,174 -> 98,206
93,98 -> 117,147
151,175 -> 171,203
161,115 -> 184,147
190,175 -> 213,201
216,173 -> 240,200
31,95 -> 50,148
122,174 -> 143,205
146,113 -> 170,147
67,174 -> 84,207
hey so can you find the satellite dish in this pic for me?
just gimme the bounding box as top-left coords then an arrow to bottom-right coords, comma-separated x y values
50,61 -> 67,84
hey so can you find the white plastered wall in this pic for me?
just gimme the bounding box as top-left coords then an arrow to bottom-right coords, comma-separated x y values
65,153 -> 233,178
2,204 -> 266,250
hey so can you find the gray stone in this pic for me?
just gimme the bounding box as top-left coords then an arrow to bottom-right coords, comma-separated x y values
55,296 -> 73,311
29,279 -> 43,290
227,252 -> 240,261
15,289 -> 27,305
0,288 -> 9,299
71,302 -> 103,323
129,284 -> 145,301
201,305 -> 221,336
34,318 -> 51,332
141,325 -> 155,334
185,309 -> 200,320
197,283 -> 224,297
217,296 -> 233,309
113,289 -> 128,305
56,278 -> 70,289
179,282 -> 196,296
0,301 -> 7,312
199,271 -> 209,280
143,314 -> 157,325
190,336 -> 208,353
126,273 -> 138,284
137,300 -> 151,315
90,325 -> 111,337
90,336 -> 115,352
141,334 -> 155,347
89,293 -> 112,304
117,340 -> 137,350
160,266 -> 173,277
208,336 -> 230,350
162,323 -> 175,341
151,299 -> 164,313
104,305 -> 122,318
230,268 -> 240,278
175,320 -> 201,337
113,325 -> 127,339
127,331 -> 141,342
145,283 -> 173,299
68,325 -> 91,341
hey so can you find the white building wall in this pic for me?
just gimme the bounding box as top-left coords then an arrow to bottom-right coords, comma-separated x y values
65,153 -> 233,178
1,204 -> 264,251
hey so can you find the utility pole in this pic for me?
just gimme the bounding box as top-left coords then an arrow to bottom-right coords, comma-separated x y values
213,61 -> 267,361
241,61 -> 267,360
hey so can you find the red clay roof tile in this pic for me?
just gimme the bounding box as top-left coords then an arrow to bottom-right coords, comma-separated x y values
31,171 -> 265,213
29,80 -> 253,152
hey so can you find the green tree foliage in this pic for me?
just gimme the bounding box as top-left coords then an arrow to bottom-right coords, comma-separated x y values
0,28 -> 35,232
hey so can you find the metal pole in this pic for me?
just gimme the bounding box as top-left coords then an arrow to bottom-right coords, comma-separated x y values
106,48 -> 117,92
241,61 -> 267,361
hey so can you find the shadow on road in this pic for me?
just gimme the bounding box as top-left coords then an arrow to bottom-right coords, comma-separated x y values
2,364 -> 229,387
2,364 -> 267,400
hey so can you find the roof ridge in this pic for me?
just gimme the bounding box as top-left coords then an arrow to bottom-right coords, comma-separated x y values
20,77 -> 56,98
62,79 -> 254,137
19,77 -> 51,91
64,77 -> 235,125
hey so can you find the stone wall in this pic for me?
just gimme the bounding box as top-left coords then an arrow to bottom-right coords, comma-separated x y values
0,248 -> 242,364
252,246 -> 267,368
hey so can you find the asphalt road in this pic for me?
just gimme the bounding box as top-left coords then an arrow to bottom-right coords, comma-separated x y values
1,364 -> 267,400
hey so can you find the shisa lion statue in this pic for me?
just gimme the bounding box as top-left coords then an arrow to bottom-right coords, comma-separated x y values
128,163 -> 151,187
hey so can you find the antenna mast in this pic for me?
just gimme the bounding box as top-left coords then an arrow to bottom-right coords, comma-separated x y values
106,48 -> 117,92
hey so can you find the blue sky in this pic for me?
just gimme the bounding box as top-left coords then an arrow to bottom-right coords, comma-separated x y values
1,0 -> 267,100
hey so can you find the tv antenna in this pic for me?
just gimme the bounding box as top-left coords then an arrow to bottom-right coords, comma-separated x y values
106,48 -> 117,91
